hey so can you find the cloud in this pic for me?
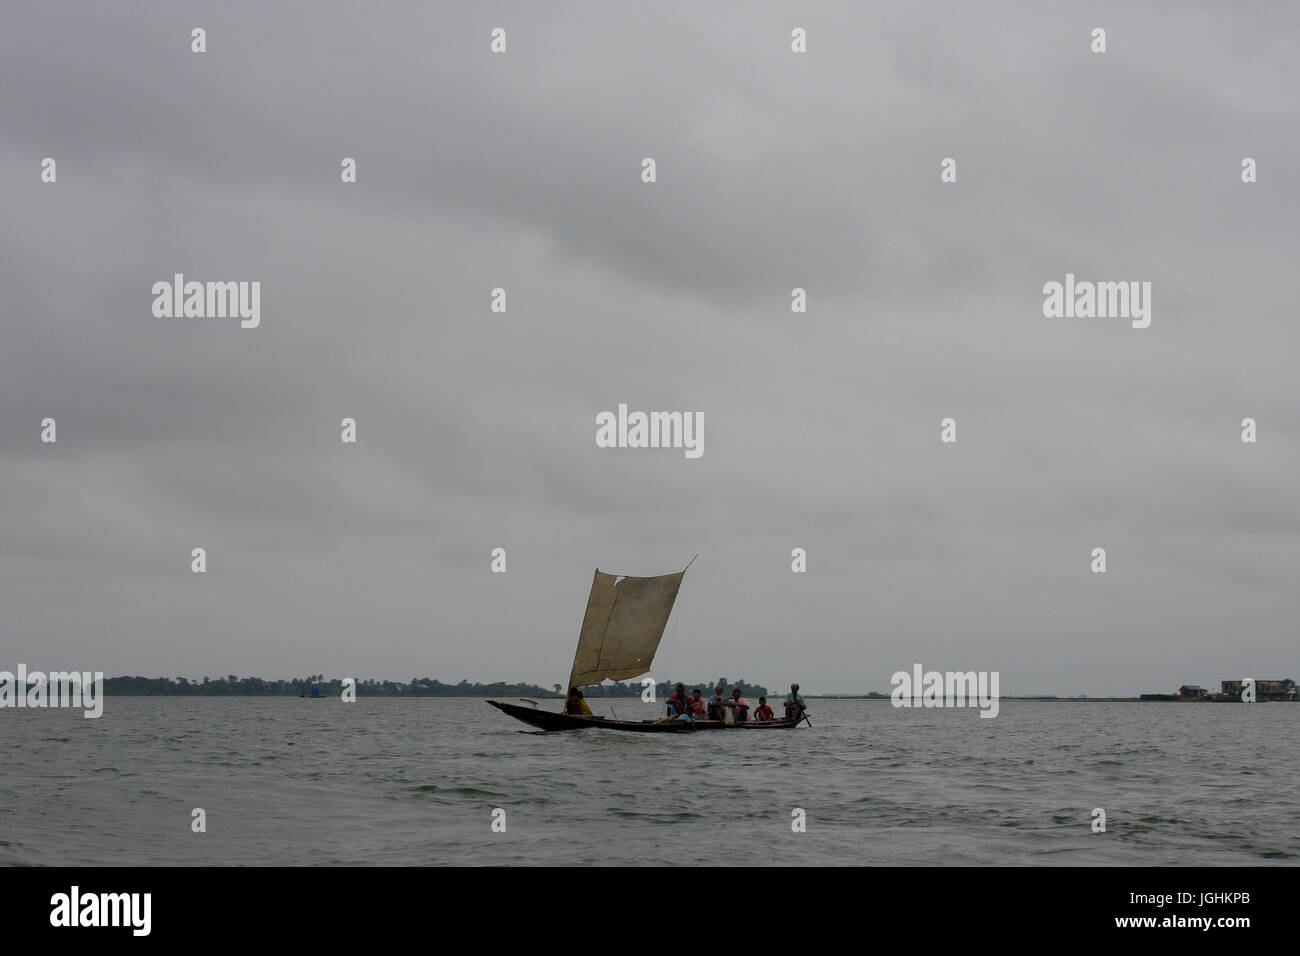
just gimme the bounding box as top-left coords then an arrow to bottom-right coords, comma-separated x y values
1,1 -> 1297,694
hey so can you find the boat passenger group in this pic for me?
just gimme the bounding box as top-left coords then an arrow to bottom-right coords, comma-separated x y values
564,682 -> 809,723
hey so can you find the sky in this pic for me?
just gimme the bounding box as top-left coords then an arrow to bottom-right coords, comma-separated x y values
2,1 -> 1297,696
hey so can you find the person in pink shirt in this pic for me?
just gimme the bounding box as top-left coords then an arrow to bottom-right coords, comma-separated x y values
689,688 -> 706,716
727,687 -> 750,722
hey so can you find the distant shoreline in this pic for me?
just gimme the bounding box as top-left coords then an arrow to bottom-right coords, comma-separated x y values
86,676 -> 1293,701
94,692 -> 1292,702
816,696 -> 1292,703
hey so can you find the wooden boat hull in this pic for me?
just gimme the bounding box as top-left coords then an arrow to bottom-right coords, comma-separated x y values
487,699 -> 800,733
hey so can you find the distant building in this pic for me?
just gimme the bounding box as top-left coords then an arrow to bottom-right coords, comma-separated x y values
1219,679 -> 1297,701
1178,684 -> 1209,700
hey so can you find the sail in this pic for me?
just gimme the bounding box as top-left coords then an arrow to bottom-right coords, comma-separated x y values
567,568 -> 686,689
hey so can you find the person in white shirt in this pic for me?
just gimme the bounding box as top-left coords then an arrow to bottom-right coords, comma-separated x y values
707,685 -> 727,721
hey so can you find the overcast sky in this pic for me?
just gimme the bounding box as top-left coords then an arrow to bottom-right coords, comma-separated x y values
2,1 -> 1297,696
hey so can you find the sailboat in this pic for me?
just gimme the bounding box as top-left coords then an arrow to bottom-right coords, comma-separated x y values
487,560 -> 802,732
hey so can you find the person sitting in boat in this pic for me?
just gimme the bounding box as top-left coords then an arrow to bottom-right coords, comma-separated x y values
783,683 -> 807,721
727,688 -> 750,721
689,688 -> 707,716
707,685 -> 727,721
564,687 -> 593,716
753,696 -> 774,721
666,683 -> 692,718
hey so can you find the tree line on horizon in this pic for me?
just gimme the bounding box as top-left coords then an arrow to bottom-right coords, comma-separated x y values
100,675 -> 773,697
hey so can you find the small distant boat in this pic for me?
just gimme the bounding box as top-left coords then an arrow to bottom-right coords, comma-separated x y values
299,682 -> 325,698
487,558 -> 802,733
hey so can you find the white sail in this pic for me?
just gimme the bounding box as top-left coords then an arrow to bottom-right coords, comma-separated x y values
567,567 -> 686,689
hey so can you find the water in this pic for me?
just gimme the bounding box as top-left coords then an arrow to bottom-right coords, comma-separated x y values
3,698 -> 1296,865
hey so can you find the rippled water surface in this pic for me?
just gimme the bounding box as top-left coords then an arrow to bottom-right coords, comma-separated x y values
2,698 -> 1297,865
